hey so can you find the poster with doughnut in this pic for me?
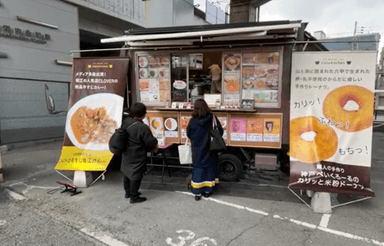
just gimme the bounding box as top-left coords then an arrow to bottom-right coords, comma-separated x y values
289,52 -> 377,196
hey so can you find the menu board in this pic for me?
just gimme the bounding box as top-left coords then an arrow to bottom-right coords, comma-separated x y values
180,112 -> 192,143
228,113 -> 282,148
241,52 -> 280,108
180,112 -> 229,144
146,110 -> 180,144
222,53 -> 241,104
216,112 -> 229,144
137,54 -> 171,105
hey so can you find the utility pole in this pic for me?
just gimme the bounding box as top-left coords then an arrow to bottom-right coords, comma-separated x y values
354,21 -> 357,36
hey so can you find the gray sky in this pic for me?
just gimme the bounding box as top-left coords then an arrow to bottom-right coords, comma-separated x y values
195,0 -> 384,58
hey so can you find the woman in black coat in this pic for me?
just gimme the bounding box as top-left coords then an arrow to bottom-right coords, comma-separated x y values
187,99 -> 223,201
121,103 -> 158,204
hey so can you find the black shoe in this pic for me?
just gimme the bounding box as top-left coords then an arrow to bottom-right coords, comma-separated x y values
130,196 -> 147,204
125,192 -> 141,198
203,192 -> 211,198
195,195 -> 201,201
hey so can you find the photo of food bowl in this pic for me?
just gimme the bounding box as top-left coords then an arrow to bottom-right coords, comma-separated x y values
66,93 -> 123,150
159,68 -> 169,78
149,67 -> 159,78
139,68 -> 149,79
148,56 -> 159,65
225,56 -> 240,71
243,79 -> 253,89
150,118 -> 163,131
139,80 -> 150,91
160,56 -> 170,65
254,77 -> 267,89
138,57 -> 148,67
164,118 -> 178,131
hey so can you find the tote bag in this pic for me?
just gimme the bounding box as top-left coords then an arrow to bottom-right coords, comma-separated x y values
210,116 -> 227,152
178,138 -> 192,165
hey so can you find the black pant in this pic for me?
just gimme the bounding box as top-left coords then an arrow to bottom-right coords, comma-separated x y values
123,176 -> 142,198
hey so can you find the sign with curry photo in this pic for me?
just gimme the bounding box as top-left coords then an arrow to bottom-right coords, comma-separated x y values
55,58 -> 129,171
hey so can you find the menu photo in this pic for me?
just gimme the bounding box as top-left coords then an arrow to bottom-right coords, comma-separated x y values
246,118 -> 263,142
230,118 -> 247,142
263,118 -> 280,142
164,117 -> 178,138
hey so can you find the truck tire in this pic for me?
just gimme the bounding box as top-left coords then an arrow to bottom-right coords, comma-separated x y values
218,154 -> 243,181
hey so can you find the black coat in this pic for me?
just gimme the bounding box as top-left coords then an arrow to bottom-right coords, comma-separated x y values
121,117 -> 158,180
186,113 -> 223,168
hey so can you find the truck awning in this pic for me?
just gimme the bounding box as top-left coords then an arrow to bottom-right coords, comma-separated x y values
100,23 -> 302,45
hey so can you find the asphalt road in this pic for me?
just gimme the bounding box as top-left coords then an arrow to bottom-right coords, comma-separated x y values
0,193 -> 103,246
0,132 -> 384,246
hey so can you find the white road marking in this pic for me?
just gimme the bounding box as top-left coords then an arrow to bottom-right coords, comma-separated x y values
177,191 -> 384,246
5,188 -> 26,200
319,213 -> 331,228
80,228 -> 130,246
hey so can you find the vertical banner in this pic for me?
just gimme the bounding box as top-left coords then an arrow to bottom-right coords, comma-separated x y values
289,52 -> 376,196
55,58 -> 129,171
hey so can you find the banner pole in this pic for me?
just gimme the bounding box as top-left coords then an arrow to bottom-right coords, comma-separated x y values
0,151 -> 3,183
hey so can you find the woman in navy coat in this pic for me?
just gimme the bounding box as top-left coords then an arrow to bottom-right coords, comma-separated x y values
187,99 -> 223,201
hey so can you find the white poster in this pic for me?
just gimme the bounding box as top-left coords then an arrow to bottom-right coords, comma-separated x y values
289,51 -> 376,196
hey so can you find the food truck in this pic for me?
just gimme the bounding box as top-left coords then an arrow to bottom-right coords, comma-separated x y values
98,21 -> 326,181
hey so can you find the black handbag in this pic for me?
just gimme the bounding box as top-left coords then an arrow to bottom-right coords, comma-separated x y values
210,116 -> 227,152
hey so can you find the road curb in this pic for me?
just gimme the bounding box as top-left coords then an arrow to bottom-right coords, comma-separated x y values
0,138 -> 63,153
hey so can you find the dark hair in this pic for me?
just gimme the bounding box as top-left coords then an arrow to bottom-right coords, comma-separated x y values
129,102 -> 147,118
192,99 -> 212,118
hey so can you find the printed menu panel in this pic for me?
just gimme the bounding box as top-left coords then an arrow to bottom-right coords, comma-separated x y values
241,51 -> 281,108
246,118 -> 263,142
137,54 -> 171,105
146,110 -> 180,144
222,53 -> 241,104
179,112 -> 228,144
216,112 -> 229,144
230,118 -> 247,142
180,112 -> 192,143
228,112 -> 282,148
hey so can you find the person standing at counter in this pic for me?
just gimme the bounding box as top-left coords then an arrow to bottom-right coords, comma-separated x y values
187,99 -> 223,201
121,103 -> 158,204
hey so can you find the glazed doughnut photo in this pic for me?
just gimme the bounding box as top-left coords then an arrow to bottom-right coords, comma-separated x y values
290,116 -> 338,163
323,85 -> 374,132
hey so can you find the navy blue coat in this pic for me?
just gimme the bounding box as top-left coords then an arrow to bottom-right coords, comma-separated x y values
186,113 -> 223,168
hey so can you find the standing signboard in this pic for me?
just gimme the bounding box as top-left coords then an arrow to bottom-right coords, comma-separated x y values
55,58 -> 129,171
289,52 -> 376,196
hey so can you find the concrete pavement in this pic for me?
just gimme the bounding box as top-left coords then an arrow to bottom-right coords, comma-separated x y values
1,133 -> 384,246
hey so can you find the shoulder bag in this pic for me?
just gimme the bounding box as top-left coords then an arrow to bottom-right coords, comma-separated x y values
210,115 -> 227,152
109,121 -> 138,155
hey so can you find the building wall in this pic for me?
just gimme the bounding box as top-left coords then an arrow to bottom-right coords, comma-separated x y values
0,0 -> 79,144
0,0 -> 207,145
144,0 -> 208,27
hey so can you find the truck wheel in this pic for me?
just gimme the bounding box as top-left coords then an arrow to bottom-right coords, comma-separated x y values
218,154 -> 243,181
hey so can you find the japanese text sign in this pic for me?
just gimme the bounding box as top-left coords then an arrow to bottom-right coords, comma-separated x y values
289,52 -> 376,196
55,58 -> 129,171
